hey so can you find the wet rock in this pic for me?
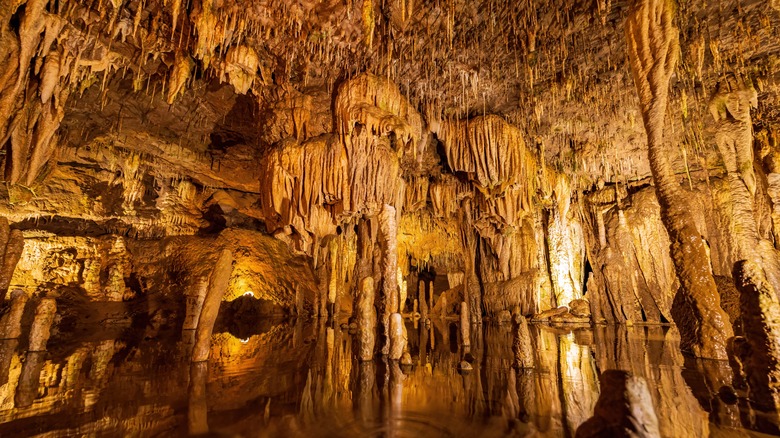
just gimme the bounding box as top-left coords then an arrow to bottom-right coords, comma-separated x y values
497,309 -> 512,324
551,313 -> 592,324
576,370 -> 660,438
28,297 -> 56,351
356,277 -> 376,361
568,299 -> 591,318
532,306 -> 568,322
715,275 -> 741,329
513,314 -> 534,369
458,360 -> 472,374
726,336 -> 748,390
733,260 -> 780,413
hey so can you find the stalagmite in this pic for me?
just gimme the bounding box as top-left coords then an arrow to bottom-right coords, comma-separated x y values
192,249 -> 234,362
397,268 -> 407,312
625,0 -> 732,359
460,301 -> 470,351
575,370 -> 660,438
28,297 -> 56,352
380,205 -> 399,314
356,277 -> 376,361
733,260 -> 780,417
389,312 -> 406,360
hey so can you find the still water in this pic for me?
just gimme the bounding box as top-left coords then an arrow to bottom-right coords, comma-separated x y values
0,318 -> 776,437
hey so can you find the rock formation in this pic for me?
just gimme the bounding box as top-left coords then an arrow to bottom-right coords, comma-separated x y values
0,0 -> 775,435
575,370 -> 660,438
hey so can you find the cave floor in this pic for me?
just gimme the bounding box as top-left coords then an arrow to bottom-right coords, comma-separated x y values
0,320 -> 775,437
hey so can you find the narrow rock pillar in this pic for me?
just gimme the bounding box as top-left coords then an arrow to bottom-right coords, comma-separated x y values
357,277 -> 376,361
192,249 -> 233,362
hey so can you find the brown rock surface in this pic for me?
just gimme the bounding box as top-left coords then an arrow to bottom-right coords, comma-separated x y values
575,370 -> 660,438
733,260 -> 780,413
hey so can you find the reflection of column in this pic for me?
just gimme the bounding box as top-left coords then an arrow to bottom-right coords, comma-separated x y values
356,360 -> 376,423
593,325 -> 710,437
192,250 -> 233,362
188,361 -> 209,435
559,332 -> 599,433
534,327 -> 563,435
388,361 -> 405,437
419,322 -> 428,366
0,290 -> 27,339
418,280 -> 427,320
15,351 -> 45,408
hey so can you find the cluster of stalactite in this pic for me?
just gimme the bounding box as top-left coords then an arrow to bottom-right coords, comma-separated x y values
257,71 -> 594,366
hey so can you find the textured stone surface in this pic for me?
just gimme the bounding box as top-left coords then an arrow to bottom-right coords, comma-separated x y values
356,277 -> 376,362
576,370 -> 660,438
733,260 -> 780,414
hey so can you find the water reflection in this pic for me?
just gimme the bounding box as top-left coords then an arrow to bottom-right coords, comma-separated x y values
0,320 -> 774,437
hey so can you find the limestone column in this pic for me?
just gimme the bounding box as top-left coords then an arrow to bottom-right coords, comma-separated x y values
379,204 -> 399,356
418,279 -> 428,320
460,301 -> 471,353
357,277 -> 376,361
192,249 -> 233,362
625,0 -> 732,359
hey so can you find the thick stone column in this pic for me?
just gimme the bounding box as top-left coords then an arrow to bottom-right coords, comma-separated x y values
356,277 -> 376,361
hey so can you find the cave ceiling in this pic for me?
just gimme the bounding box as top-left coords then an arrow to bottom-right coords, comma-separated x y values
0,0 -> 777,231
